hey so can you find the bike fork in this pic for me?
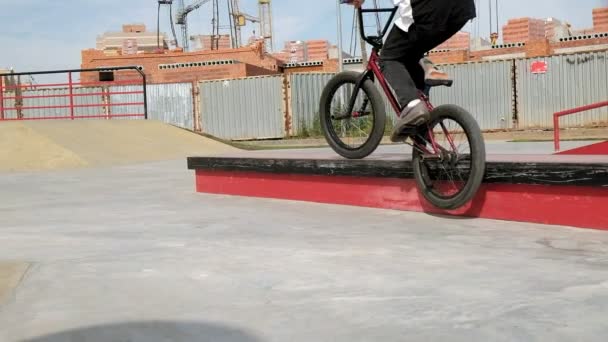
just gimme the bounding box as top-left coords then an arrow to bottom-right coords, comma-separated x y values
332,70 -> 374,120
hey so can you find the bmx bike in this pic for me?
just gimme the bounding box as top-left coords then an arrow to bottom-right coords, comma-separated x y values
319,6 -> 486,210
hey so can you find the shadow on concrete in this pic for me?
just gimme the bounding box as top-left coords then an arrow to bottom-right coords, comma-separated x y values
23,321 -> 264,342
410,179 -> 489,221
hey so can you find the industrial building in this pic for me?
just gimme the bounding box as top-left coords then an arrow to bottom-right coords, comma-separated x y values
428,6 -> 608,64
594,7 -> 608,32
194,34 -> 232,51
436,31 -> 471,50
81,2 -> 608,84
270,40 -> 332,63
502,18 -> 547,44
81,40 -> 282,84
96,24 -> 168,54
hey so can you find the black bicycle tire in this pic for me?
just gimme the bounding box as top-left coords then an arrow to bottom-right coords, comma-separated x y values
319,71 -> 386,159
412,104 -> 486,210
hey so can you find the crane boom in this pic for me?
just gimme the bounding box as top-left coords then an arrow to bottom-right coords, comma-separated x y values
229,0 -> 261,48
176,0 -> 212,25
175,0 -> 212,51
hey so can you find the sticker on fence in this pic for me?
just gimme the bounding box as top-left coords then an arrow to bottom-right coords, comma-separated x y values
531,61 -> 548,74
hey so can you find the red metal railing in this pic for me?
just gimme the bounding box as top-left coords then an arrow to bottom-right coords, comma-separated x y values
553,101 -> 608,151
0,66 -> 147,121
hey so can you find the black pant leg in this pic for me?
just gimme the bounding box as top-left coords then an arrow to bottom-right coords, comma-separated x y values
379,18 -> 469,110
380,26 -> 422,108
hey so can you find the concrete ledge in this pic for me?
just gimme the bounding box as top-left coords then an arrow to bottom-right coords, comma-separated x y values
188,152 -> 608,230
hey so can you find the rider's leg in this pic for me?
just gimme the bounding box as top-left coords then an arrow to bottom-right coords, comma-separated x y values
380,26 -> 423,110
382,19 -> 470,94
380,26 -> 429,143
419,21 -> 469,86
381,21 -> 470,142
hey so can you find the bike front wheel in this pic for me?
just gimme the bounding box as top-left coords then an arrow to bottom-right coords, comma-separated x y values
319,71 -> 386,159
411,104 -> 486,210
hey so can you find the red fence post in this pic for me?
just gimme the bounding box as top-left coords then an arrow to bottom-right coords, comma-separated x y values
0,67 -> 144,121
68,72 -> 75,120
0,76 -> 4,120
553,101 -> 608,152
553,113 -> 560,152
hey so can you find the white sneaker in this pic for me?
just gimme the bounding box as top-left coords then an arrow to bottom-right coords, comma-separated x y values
390,100 -> 431,142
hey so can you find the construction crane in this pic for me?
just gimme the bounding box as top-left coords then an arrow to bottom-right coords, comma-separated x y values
176,0 -> 212,51
229,0 -> 255,48
228,0 -> 273,50
258,0 -> 274,51
488,0 -> 500,45
168,0 -> 274,51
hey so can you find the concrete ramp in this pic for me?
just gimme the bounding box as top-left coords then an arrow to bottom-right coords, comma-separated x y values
0,120 -> 236,172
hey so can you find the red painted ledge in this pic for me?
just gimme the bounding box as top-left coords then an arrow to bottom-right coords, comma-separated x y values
196,170 -> 608,231
556,141 -> 608,155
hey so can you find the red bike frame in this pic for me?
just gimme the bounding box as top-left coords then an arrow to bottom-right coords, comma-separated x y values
366,50 -> 442,154
349,6 -> 447,155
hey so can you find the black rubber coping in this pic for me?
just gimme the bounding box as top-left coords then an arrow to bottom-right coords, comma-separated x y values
187,153 -> 608,187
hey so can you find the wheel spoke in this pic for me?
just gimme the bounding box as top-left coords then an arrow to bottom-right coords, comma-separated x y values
416,116 -> 474,200
328,81 -> 376,150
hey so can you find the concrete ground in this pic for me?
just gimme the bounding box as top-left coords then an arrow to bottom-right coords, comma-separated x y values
1,158 -> 608,342
238,127 -> 608,149
238,138 -> 599,155
286,140 -> 599,157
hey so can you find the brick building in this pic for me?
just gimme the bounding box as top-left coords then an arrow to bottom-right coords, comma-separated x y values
81,41 -> 282,84
306,40 -> 330,61
427,33 -> 608,65
271,39 -> 331,63
594,7 -> 608,32
545,17 -> 571,42
283,41 -> 308,63
271,51 -> 290,63
426,8 -> 608,64
193,34 -> 232,51
502,18 -> 546,43
435,31 -> 470,50
96,24 -> 167,53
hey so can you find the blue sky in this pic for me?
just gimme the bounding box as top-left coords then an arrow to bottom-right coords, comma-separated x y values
0,0 -> 606,73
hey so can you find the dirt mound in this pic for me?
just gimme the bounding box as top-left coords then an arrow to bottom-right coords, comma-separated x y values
0,120 -> 236,172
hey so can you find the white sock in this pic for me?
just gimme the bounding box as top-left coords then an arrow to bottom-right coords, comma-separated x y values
406,99 -> 421,109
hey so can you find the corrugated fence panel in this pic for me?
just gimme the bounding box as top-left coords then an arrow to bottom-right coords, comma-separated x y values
13,87 -> 104,119
73,87 -> 105,117
146,83 -> 194,129
431,60 -> 513,130
1,93 -> 17,119
200,76 -> 285,140
109,85 -> 145,120
288,62 -> 512,133
517,51 -> 608,128
290,73 -> 335,135
22,88 -> 69,119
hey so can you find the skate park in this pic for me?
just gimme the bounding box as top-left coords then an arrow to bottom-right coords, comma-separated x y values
2,1 -> 608,341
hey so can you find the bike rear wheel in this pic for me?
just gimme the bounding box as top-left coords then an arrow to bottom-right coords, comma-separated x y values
319,71 -> 386,159
412,104 -> 486,210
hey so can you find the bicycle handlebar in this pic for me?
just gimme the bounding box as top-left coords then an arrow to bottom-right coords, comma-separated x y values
357,6 -> 398,48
